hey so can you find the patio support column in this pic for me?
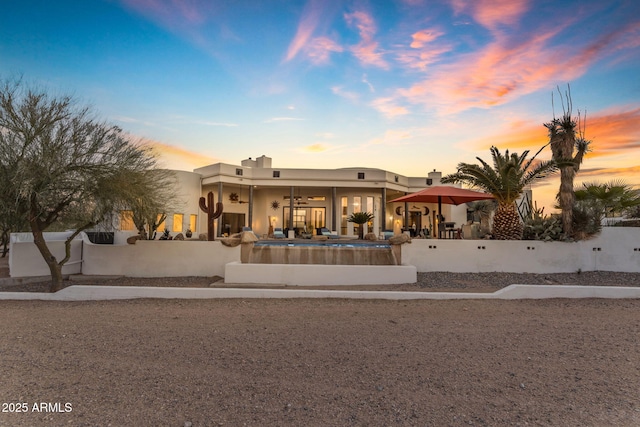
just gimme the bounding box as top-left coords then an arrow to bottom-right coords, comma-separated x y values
217,182 -> 223,237
404,201 -> 410,232
248,185 -> 253,229
331,187 -> 337,232
381,188 -> 386,232
289,186 -> 294,235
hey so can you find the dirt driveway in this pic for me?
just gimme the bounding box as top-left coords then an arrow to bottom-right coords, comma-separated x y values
1,297 -> 639,426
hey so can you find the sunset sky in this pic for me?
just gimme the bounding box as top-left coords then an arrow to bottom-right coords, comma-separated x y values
2,0 -> 639,212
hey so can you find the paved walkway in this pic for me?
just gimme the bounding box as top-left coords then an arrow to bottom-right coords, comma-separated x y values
1,284 -> 640,301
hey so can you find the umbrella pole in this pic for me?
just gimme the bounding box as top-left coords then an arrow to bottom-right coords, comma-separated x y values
438,196 -> 442,239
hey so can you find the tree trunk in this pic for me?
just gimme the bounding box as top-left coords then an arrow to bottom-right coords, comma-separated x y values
29,222 -> 64,292
558,165 -> 575,236
492,203 -> 523,240
1,229 -> 8,258
551,119 -> 577,237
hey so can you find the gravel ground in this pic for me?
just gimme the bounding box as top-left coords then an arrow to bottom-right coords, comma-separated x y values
1,298 -> 639,426
2,270 -> 640,293
1,257 -> 640,426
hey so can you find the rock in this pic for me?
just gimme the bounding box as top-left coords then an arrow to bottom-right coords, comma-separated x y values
198,233 -> 208,241
389,234 -> 411,245
174,233 -> 184,241
126,235 -> 140,245
220,235 -> 241,247
240,231 -> 259,243
364,232 -> 378,241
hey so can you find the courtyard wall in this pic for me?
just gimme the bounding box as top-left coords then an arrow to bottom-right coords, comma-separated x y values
8,227 -> 640,278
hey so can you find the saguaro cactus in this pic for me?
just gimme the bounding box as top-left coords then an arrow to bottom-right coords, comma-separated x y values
199,191 -> 223,241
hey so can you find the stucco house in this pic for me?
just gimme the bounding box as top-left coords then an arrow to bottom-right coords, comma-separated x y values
119,155 -> 485,239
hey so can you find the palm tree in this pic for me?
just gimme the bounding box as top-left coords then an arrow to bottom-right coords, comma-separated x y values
347,211 -> 374,239
442,146 -> 557,240
544,87 -> 591,237
575,180 -> 640,219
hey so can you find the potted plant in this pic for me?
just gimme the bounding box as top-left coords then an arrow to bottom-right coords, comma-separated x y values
347,212 -> 375,239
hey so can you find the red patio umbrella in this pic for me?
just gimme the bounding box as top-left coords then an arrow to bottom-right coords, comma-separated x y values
389,186 -> 494,223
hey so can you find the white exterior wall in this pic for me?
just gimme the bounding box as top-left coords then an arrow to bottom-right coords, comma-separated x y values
9,227 -> 640,279
403,227 -> 640,273
81,235 -> 239,277
9,232 -> 83,277
165,170 -> 202,236
193,158 -> 463,238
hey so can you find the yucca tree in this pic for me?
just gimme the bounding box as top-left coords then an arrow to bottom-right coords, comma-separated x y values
442,146 -> 557,240
347,211 -> 374,239
544,87 -> 591,237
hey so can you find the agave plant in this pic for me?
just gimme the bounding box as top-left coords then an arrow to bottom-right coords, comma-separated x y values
347,211 -> 374,239
442,146 -> 557,240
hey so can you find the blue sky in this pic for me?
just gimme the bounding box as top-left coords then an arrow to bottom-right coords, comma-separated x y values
1,0 -> 639,211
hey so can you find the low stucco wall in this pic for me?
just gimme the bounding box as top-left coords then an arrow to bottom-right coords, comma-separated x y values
9,232 -> 83,277
403,227 -> 640,273
9,227 -> 640,278
224,262 -> 417,286
80,235 -> 239,277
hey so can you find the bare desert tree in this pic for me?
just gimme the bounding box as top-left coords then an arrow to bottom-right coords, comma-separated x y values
0,77 -> 173,291
129,168 -> 179,240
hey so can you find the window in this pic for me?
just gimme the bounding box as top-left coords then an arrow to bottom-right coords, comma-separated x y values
394,175 -> 399,183
284,208 -> 307,229
119,210 -> 134,231
273,170 -> 280,178
157,214 -> 166,232
221,213 -> 245,236
173,214 -> 184,232
358,172 -> 365,179
341,196 -> 348,235
236,168 -> 243,176
189,214 -> 197,232
353,196 -> 362,213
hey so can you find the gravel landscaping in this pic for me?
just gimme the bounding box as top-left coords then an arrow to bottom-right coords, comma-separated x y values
1,257 -> 639,426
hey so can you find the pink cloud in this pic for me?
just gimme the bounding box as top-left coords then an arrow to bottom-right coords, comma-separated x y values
396,27 -> 450,70
584,107 -> 640,156
371,98 -> 409,118
384,2 -> 640,116
396,18 -> 640,115
305,36 -> 344,65
119,0 -> 211,29
331,86 -> 359,102
144,140 -> 220,171
284,0 -> 326,62
410,29 -> 443,48
303,143 -> 330,152
469,108 -> 640,160
450,0 -> 530,31
367,129 -> 413,146
344,10 -> 388,69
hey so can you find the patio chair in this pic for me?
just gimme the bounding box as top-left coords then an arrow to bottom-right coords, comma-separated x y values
438,223 -> 447,239
319,227 -> 339,239
273,228 -> 286,239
